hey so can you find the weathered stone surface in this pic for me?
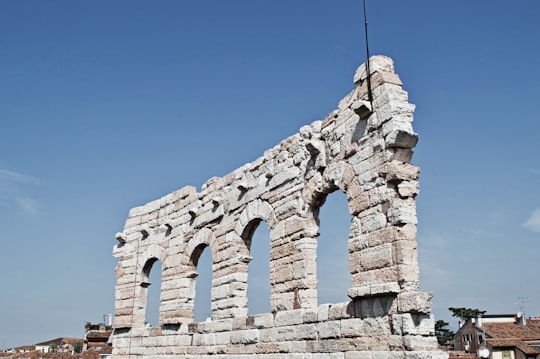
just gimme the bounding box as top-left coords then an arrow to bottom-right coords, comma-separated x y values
111,56 -> 445,359
397,291 -> 433,314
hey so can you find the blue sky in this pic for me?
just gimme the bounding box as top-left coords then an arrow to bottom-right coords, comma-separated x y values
1,0 -> 539,348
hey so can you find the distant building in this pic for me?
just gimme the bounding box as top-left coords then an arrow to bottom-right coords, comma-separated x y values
34,337 -> 83,354
3,345 -> 35,353
454,314 -> 540,359
84,321 -> 112,358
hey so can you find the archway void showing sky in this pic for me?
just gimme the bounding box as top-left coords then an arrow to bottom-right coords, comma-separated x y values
1,0 -> 540,348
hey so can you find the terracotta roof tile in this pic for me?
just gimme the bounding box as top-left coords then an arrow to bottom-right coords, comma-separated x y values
487,339 -> 540,355
528,319 -> 540,332
483,322 -> 540,341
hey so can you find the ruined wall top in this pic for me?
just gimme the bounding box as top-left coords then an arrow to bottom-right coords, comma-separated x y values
112,55 -> 446,358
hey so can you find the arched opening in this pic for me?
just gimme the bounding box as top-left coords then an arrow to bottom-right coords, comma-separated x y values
141,258 -> 162,327
245,219 -> 271,315
190,244 -> 213,322
317,190 -> 352,305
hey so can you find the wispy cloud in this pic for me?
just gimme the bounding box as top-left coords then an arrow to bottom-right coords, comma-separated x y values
0,169 -> 37,184
523,209 -> 540,233
16,196 -> 41,216
0,168 -> 41,216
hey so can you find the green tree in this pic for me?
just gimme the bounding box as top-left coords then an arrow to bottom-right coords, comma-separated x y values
49,342 -> 58,352
73,341 -> 83,353
435,319 -> 455,345
449,307 -> 486,322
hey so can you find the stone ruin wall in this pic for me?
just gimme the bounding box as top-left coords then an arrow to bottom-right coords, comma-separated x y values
111,56 -> 448,359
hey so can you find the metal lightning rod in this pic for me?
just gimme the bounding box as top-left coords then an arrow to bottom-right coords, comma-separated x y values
363,0 -> 374,107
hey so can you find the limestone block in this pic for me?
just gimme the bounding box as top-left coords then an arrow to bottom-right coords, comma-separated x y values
393,240 -> 418,266
213,272 -> 248,287
305,138 -> 322,156
296,323 -> 318,340
192,332 -> 215,346
353,296 -> 397,319
330,141 -> 341,158
254,342 -> 281,354
351,266 -> 401,287
359,243 -> 393,271
365,185 -> 388,207
128,205 -> 146,218
268,166 -> 300,189
402,335 -> 439,351
341,336 -> 382,352
117,288 -> 134,300
373,82 -> 409,105
397,264 -> 420,286
373,71 -> 403,88
344,352 -> 374,359
230,329 -> 260,345
271,242 -> 295,261
271,263 -> 294,285
293,149 -> 308,166
328,302 -> 353,320
397,180 -> 419,198
258,327 -> 275,343
281,341 -> 309,355
313,352 -> 345,359
387,201 -> 417,225
396,291 -> 432,314
376,99 -> 416,126
302,308 -> 318,323
311,120 -> 323,134
381,114 -> 413,134
384,161 -> 419,182
252,313 -> 274,328
348,219 -> 364,245
399,351 -> 449,359
347,187 -> 370,216
340,319 -> 362,338
351,100 -> 372,121
363,317 -> 393,337
284,217 -> 318,237
288,353 -> 309,359
363,227 -> 395,248
215,331 -> 231,345
392,313 -> 435,336
318,304 -> 331,322
212,284 -> 230,301
358,209 -> 387,234
273,197 -> 301,220
385,148 -> 414,164
203,319 -> 233,333
385,130 -> 418,149
395,223 -> 417,241
274,309 -> 305,327
354,55 -> 395,84
273,325 -> 297,341
306,339 -> 338,353
113,315 -> 133,328
317,321 -> 341,339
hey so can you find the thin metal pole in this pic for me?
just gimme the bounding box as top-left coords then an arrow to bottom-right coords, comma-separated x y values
363,0 -> 373,107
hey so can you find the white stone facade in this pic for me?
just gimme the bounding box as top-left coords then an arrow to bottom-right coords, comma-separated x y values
111,56 -> 448,358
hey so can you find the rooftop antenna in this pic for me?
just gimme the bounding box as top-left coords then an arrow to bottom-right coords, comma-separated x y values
362,0 -> 374,107
516,296 -> 528,315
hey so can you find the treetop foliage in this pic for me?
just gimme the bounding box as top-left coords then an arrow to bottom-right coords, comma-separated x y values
448,307 -> 486,322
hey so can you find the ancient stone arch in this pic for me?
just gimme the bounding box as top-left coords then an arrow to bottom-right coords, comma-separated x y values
112,56 -> 448,358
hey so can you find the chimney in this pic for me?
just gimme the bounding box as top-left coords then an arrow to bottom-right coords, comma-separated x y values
516,312 -> 526,326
